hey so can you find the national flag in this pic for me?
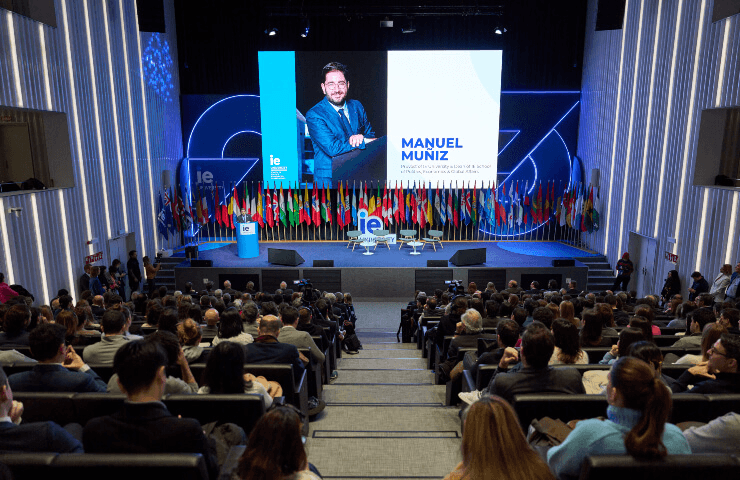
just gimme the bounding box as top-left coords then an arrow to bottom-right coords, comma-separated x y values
292,184 -> 299,226
344,181 -> 351,226
418,185 -> 426,229
196,188 -> 205,225
479,186 -> 485,226
405,183 -> 411,223
411,182 -> 418,225
332,182 -> 340,227
337,181 -> 344,227
426,183 -> 433,225
439,187 -> 447,225
254,183 -> 263,227
453,183 -> 459,227
529,183 -> 538,225
507,183 -> 514,228
368,182 -> 376,218
163,189 -> 176,234
435,183 -> 442,223
360,182 -> 368,211
471,182 -> 477,225
279,184 -> 287,227
447,185 -> 453,226
179,193 -> 193,231
304,183 -> 311,226
263,187 -> 272,228
463,185 -> 471,226
544,181 -> 551,223
321,185 -> 328,223
271,186 -> 279,225
487,184 -> 495,226
286,184 -> 294,226
381,184 -> 388,225
157,192 -> 169,240
515,183 -> 523,226
312,183 -> 320,225
352,182 -> 358,226
232,184 -> 240,227
393,182 -> 400,223
297,184 -> 305,224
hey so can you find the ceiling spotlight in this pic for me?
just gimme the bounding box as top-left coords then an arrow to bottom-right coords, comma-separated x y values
494,25 -> 507,35
264,26 -> 278,36
402,19 -> 416,34
300,18 -> 310,38
380,16 -> 393,28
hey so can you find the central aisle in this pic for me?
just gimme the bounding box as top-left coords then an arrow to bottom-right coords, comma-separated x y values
307,321 -> 462,480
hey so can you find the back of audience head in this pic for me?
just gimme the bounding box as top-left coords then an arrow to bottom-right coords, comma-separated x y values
146,301 -> 163,326
496,319 -> 520,348
511,307 -> 527,328
242,303 -> 259,324
595,303 -> 615,328
259,315 -> 282,336
56,310 -> 78,339
113,339 -> 168,396
460,396 -> 554,480
281,306 -> 299,326
626,341 -> 664,377
689,308 -> 715,335
261,301 -> 279,317
218,307 -> 243,339
3,304 -> 30,335
551,318 -> 581,363
202,341 -> 246,394
101,309 -> 126,335
147,330 -> 181,367
531,306 -> 554,329
609,356 -> 671,458
628,316 -> 653,342
177,318 -> 201,347
460,309 -> 482,334
719,308 -> 739,330
29,323 -> 66,361
559,301 -> 576,326
158,307 -> 179,334
521,323 -> 555,369
237,406 -> 307,480
580,309 -> 603,346
617,327 -> 646,358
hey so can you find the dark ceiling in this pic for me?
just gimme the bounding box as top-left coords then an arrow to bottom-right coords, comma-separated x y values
174,0 -> 589,95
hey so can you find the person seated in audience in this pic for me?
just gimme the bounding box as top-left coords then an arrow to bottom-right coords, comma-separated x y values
718,307 -> 740,335
549,319 -> 588,365
296,307 -> 329,348
82,339 -> 218,478
212,307 -> 254,346
81,310 -> 129,365
279,306 -> 325,365
446,395 -> 555,480
435,296 -> 468,348
244,315 -> 305,382
604,294 -> 630,326
56,310 -> 94,347
627,341 -> 679,392
177,318 -> 206,363
0,366 -> 83,453
628,316 -> 653,342
503,280 -> 524,295
580,308 -> 613,347
201,307 -> 220,338
462,318 -> 520,382
598,327 -> 646,365
0,304 -> 32,348
242,303 -> 261,337
90,295 -> 106,318
157,307 -> 179,334
682,412 -> 740,453
198,341 -> 272,409
107,331 -> 198,395
667,300 -> 697,329
594,303 -> 619,337
313,299 -> 338,338
8,323 -> 107,393
673,322 -> 727,365
438,309 -> 494,382
237,405 -> 320,480
672,309 -> 715,348
467,323 -> 585,406
547,357 -> 691,479
674,333 -> 740,393
142,301 -> 162,328
558,301 -> 578,328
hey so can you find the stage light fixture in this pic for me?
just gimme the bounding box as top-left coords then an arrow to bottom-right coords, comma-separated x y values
300,18 -> 310,37
494,25 -> 507,34
380,16 -> 393,28
265,26 -> 278,36
402,19 -> 416,33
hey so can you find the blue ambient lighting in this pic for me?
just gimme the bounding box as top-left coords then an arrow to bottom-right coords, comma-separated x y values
142,34 -> 174,102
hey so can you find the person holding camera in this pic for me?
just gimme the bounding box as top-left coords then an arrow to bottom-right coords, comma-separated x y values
143,256 -> 161,298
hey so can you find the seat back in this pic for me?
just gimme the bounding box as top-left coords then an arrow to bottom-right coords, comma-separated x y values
11,392 -> 77,425
54,453 -> 208,480
513,394 -> 607,431
579,454 -> 740,480
164,394 -> 266,435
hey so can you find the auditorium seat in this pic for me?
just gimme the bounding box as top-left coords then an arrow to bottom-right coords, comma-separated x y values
579,454 -> 740,480
0,453 -> 209,480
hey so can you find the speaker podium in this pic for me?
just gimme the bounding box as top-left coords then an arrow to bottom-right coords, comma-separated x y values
237,222 -> 259,259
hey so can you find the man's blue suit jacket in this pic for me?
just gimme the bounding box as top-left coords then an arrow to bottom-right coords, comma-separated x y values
306,97 -> 374,187
8,363 -> 107,393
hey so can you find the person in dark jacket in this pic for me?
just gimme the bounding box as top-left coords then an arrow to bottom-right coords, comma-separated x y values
674,334 -> 740,394
661,270 -> 681,306
688,271 -> 710,302
613,252 -> 634,291
127,250 -> 142,294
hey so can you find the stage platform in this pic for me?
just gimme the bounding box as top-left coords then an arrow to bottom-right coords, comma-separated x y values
174,241 -> 596,299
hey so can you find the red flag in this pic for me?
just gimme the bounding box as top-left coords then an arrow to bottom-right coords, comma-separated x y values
233,184 -> 240,220
419,186 -> 426,229
213,186 -> 221,226
312,183 -> 320,225
265,187 -> 274,227
344,181 -> 351,226
220,184 -> 229,228
382,184 -> 388,226
536,183 -> 543,224
410,183 -> 417,224
523,185 -> 530,225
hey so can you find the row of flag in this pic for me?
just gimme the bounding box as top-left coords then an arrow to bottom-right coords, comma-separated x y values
157,180 -> 601,239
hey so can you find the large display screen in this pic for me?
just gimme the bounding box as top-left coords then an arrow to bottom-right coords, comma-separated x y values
258,50 -> 502,188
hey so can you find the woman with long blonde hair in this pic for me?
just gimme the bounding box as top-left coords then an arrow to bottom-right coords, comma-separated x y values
445,396 -> 554,480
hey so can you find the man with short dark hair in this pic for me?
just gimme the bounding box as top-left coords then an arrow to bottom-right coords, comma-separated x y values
79,264 -> 92,295
0,366 -> 83,452
672,309 -> 716,348
83,310 -> 129,365
306,61 -> 376,188
126,250 -> 141,294
719,308 -> 740,335
82,340 -> 218,478
483,323 -> 585,405
0,304 -> 31,348
689,271 -> 710,301
8,324 -> 106,393
675,334 -> 740,393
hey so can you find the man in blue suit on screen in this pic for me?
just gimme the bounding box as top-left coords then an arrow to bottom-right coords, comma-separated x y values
306,62 -> 375,188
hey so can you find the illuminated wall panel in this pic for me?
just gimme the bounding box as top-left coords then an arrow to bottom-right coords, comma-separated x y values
0,1 -> 182,303
579,0 -> 740,295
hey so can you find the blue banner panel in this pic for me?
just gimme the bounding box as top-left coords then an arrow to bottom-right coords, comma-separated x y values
258,51 -> 300,187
